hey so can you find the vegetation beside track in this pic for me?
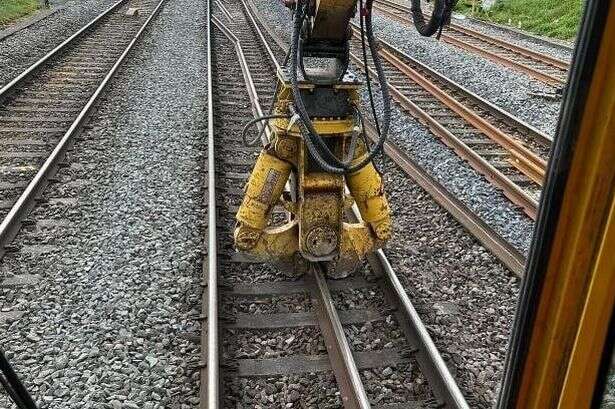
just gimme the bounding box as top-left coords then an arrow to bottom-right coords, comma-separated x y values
0,0 -> 40,27
455,0 -> 583,40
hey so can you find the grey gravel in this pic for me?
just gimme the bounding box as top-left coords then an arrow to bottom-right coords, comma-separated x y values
223,294 -> 312,314
0,0 -> 119,87
344,318 -> 405,352
332,287 -> 386,311
382,157 -> 520,407
363,87 -> 535,253
0,0 -> 208,407
361,363 -> 436,406
224,374 -> 342,407
226,327 -> 325,359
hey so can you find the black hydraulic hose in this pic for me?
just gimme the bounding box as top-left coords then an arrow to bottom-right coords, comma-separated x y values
360,0 -> 381,137
410,0 -> 455,37
289,2 -> 347,172
289,0 -> 390,174
363,0 -> 391,152
242,114 -> 290,146
355,101 -> 385,175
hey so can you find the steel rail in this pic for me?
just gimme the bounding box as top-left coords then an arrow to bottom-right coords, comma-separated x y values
374,0 -> 569,68
446,22 -> 569,69
372,0 -> 569,86
242,0 -> 530,268
213,13 -> 373,408
213,0 -> 233,21
339,186 -> 471,408
308,266 -> 372,409
363,121 -> 526,277
428,28 -> 566,86
335,187 -> 470,407
0,0 -> 128,103
366,247 -> 471,408
212,15 -> 271,145
451,15 -> 574,53
240,0 -> 282,74
203,0 -> 219,406
374,0 -> 575,53
0,0 -> 168,259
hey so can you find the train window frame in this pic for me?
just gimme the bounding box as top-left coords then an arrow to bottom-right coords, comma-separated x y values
496,0 -> 615,408
593,314 -> 615,407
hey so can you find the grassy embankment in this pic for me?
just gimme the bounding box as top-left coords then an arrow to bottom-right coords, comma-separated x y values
455,0 -> 583,40
0,0 -> 41,27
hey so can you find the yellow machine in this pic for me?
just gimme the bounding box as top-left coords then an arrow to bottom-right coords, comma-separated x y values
233,0 -> 458,277
234,0 -> 397,277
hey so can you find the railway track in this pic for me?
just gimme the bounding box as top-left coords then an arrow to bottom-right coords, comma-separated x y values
349,27 -> 547,220
202,0 -> 472,407
0,0 -> 166,260
372,0 -> 570,87
442,11 -> 575,54
1,0 -> 207,405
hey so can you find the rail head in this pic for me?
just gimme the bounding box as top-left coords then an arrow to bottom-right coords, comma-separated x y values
348,22 -> 553,145
370,249 -> 471,409
240,0 -> 283,73
203,1 -> 220,408
361,122 -> 526,277
309,265 -> 372,409
373,0 -> 574,53
212,16 -> 271,144
341,195 -> 470,408
351,53 -> 540,219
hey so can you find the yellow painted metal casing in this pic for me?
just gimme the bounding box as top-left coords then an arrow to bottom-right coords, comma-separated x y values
235,150 -> 291,248
296,122 -> 347,262
346,144 -> 392,241
234,71 -> 392,277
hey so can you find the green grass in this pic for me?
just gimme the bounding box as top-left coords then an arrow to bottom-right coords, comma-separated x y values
455,0 -> 584,40
0,0 -> 41,27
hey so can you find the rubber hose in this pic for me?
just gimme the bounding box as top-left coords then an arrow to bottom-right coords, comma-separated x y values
289,2 -> 348,172
242,114 -> 290,146
409,0 -> 453,37
360,0 -> 380,136
290,0 -> 391,174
